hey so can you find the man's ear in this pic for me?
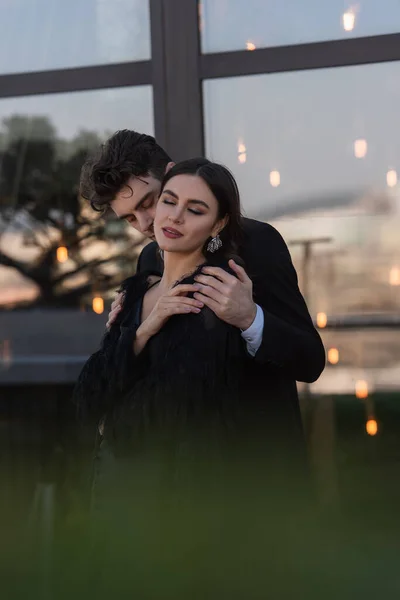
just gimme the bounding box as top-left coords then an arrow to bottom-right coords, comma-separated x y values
165,162 -> 175,174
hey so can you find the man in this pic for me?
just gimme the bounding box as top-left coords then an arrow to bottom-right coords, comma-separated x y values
80,129 -> 325,392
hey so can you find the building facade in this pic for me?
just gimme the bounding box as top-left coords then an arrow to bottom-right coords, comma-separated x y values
2,0 -> 400,540
1,0 -> 400,400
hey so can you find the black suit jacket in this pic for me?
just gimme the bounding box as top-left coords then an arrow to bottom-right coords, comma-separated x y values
137,217 -> 325,385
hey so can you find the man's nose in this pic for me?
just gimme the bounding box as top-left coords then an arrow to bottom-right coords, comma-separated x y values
138,213 -> 154,233
148,204 -> 156,220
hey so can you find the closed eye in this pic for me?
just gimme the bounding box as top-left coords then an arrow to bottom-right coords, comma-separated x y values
162,197 -> 204,215
141,196 -> 154,209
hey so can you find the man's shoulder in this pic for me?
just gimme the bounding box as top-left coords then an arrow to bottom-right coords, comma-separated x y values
239,217 -> 293,271
140,240 -> 158,258
241,217 -> 287,249
138,242 -> 159,269
137,240 -> 162,273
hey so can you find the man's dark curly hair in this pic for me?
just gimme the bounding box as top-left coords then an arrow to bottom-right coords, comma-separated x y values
80,130 -> 172,212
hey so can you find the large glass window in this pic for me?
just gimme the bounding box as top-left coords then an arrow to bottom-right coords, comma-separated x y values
200,0 -> 400,53
204,62 -> 400,396
0,0 -> 151,74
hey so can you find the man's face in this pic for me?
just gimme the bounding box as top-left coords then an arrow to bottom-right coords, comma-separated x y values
110,174 -> 162,240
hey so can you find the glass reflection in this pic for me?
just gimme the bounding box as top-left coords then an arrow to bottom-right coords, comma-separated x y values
200,0 -> 400,53
0,85 -> 153,390
204,63 -> 400,514
0,86 -> 153,307
0,0 -> 150,74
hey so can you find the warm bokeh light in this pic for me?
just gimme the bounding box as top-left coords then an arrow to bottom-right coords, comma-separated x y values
366,419 -> 378,436
342,10 -> 356,32
269,170 -> 281,187
355,380 -> 368,399
92,297 -> 104,315
246,41 -> 256,51
386,169 -> 398,188
316,312 -> 327,328
389,266 -> 400,286
327,347 -> 339,365
354,139 -> 367,158
56,246 -> 68,263
237,140 -> 247,164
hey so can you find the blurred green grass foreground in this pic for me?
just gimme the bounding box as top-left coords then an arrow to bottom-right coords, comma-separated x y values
1,389 -> 400,599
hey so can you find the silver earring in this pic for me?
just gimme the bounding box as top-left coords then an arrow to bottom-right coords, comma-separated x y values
207,234 -> 222,253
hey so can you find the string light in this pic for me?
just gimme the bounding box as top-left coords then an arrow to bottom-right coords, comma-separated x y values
237,140 -> 247,164
389,266 -> 400,286
354,139 -> 367,158
342,9 -> 356,32
355,380 -> 368,399
327,348 -> 339,365
316,312 -> 327,328
366,419 -> 378,436
269,170 -> 281,188
386,169 -> 398,188
92,297 -> 104,315
56,246 -> 68,263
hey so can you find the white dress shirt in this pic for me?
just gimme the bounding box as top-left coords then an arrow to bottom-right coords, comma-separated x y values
240,304 -> 264,357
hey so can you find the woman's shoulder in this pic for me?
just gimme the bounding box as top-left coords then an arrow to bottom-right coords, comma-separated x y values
177,257 -> 239,287
119,270 -> 161,303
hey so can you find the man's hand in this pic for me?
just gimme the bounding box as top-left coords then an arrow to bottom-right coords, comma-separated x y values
106,292 -> 125,330
193,259 -> 257,330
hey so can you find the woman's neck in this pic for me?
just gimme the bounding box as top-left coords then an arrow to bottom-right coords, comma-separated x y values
160,250 -> 205,289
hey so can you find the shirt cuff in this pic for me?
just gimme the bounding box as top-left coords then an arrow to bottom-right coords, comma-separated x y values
240,304 -> 264,357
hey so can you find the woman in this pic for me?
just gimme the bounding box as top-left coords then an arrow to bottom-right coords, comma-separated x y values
73,158 -> 309,595
76,158 -> 247,442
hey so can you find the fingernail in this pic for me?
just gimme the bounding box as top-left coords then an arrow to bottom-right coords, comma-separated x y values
193,308 -> 201,313
195,302 -> 204,308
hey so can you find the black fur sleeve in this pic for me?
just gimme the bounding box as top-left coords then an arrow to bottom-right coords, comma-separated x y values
72,272 -> 154,424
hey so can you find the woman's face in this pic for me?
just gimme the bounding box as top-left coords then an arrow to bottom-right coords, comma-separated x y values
154,174 -> 226,255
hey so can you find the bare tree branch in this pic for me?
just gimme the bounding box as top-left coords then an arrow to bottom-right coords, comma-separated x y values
0,249 -> 35,280
52,256 -> 125,285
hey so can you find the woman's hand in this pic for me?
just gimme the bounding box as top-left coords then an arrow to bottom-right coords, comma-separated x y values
134,284 -> 203,354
